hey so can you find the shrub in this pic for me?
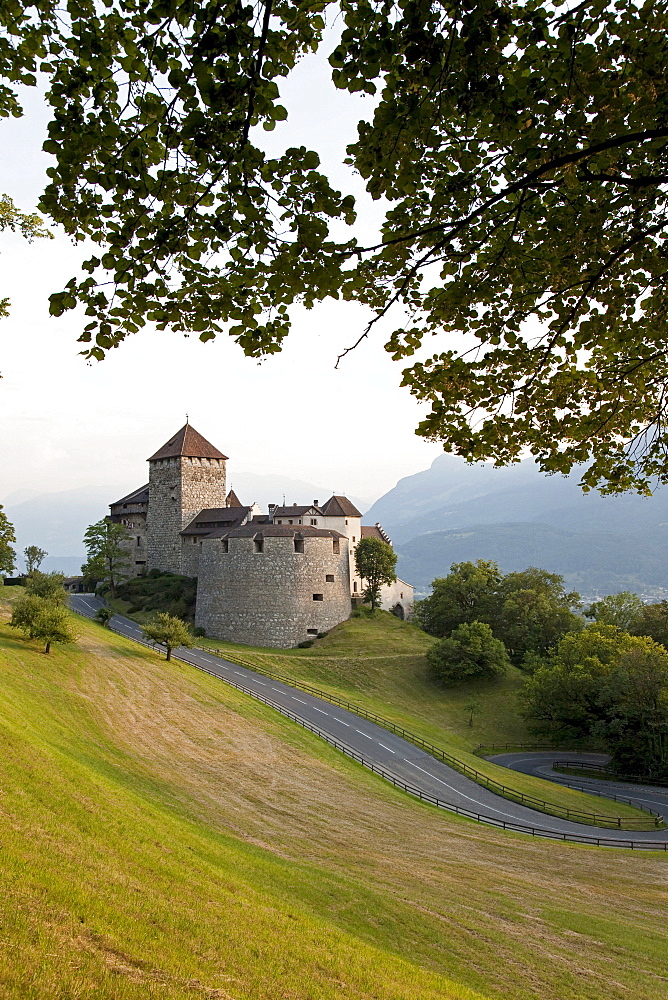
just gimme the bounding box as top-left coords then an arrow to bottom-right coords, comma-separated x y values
427,620 -> 510,686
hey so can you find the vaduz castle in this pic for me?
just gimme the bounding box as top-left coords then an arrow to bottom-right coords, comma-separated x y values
109,423 -> 414,648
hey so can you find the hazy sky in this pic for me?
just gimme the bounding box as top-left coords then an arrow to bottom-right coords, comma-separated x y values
0,34 -> 446,507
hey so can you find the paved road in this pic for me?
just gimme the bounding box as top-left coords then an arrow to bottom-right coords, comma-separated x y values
70,595 -> 668,848
489,751 -> 668,825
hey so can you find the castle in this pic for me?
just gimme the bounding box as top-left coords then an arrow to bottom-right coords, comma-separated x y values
109,423 -> 413,648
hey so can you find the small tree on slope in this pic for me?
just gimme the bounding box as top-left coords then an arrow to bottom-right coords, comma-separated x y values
142,613 -> 194,661
24,545 -> 47,576
10,594 -> 77,654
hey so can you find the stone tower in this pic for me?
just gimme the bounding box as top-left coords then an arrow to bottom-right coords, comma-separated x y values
146,423 -> 228,573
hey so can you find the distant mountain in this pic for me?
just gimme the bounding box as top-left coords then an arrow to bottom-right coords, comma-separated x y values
4,487 -> 114,570
367,455 -> 668,544
364,455 -> 668,598
396,523 -> 668,600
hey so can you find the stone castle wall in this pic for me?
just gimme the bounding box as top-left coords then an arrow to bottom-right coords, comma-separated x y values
110,506 -> 148,579
180,536 -> 202,578
147,456 -> 226,574
195,534 -> 351,648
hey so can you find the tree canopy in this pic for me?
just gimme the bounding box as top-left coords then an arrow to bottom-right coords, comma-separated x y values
143,612 -> 194,661
83,519 -> 131,598
25,570 -> 66,602
10,593 -> 77,653
427,620 -> 509,686
0,505 -> 16,577
2,0 -> 667,491
24,545 -> 48,576
415,561 -> 581,664
521,624 -> 668,777
354,537 -> 397,611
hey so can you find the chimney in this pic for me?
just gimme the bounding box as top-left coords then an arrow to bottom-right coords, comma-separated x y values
313,500 -> 319,507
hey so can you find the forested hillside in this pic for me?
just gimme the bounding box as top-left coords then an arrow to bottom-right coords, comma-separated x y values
365,457 -> 668,597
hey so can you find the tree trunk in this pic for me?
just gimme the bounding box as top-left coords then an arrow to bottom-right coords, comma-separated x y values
166,647 -> 172,661
45,640 -> 51,654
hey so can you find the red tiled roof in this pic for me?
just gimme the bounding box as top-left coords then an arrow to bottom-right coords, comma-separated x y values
148,424 -> 228,461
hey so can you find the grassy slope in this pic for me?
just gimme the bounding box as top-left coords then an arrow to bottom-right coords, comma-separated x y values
198,612 -> 650,826
1,591 -> 667,1000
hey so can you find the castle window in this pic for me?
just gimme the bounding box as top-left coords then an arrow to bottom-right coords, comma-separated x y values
307,629 -> 318,635
294,539 -> 304,553
325,574 -> 334,583
254,538 -> 263,553
288,519 -> 293,524
310,519 -> 317,525
221,539 -> 229,552
400,592 -> 403,599
312,594 -> 323,601
193,536 -> 198,544
353,581 -> 357,592
345,519 -> 348,525
332,538 -> 340,554
352,537 -> 356,543
136,536 -> 141,546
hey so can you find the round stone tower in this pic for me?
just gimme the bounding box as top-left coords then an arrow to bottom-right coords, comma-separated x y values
195,525 -> 351,647
146,423 -> 228,574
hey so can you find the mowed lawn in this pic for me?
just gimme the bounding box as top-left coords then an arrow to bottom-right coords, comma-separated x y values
1,593 -> 667,1000
198,613 -> 653,827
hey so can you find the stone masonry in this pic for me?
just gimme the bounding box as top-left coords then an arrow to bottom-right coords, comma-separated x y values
196,526 -> 351,647
110,422 -> 414,647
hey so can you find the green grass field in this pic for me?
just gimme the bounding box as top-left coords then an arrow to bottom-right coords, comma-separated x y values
2,589 -> 668,999
195,612 -> 653,828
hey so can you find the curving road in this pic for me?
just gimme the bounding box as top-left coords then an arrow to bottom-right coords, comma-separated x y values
489,751 -> 668,826
70,595 -> 668,849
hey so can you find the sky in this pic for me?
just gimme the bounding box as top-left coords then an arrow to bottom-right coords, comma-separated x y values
0,31 -> 446,509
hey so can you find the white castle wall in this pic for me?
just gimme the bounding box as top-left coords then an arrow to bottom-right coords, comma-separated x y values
196,533 -> 351,648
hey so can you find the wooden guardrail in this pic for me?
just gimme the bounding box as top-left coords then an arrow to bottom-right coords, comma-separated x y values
194,646 -> 663,829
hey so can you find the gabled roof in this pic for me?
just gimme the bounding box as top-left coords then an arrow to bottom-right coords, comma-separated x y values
110,484 -> 150,507
181,506 -> 250,536
148,424 -> 228,462
361,523 -> 393,545
272,505 -> 321,517
226,489 -> 243,508
320,495 -> 362,517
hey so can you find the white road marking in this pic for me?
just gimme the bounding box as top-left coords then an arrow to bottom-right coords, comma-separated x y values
335,719 -> 350,726
312,707 -> 329,715
292,697 -> 307,705
356,730 -> 373,739
254,680 -> 266,686
402,760 -> 526,821
377,742 -> 395,753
